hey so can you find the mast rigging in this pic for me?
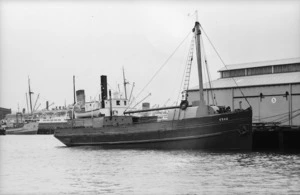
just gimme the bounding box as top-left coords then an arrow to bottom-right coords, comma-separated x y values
28,77 -> 34,114
182,36 -> 195,101
123,67 -> 129,100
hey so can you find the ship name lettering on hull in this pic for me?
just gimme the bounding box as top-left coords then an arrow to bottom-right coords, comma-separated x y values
219,118 -> 228,122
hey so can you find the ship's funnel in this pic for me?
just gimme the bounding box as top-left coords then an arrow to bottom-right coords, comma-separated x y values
142,102 -> 150,110
76,90 -> 86,106
101,75 -> 108,108
142,102 -> 150,116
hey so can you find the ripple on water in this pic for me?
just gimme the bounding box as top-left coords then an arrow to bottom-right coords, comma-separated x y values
1,135 -> 300,194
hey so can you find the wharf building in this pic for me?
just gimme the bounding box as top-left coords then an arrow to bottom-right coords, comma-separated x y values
188,58 -> 300,150
0,107 -> 11,120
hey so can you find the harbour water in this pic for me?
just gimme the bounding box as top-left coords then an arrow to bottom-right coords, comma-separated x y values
1,135 -> 300,194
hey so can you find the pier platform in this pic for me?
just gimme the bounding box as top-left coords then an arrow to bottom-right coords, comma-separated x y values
252,123 -> 300,151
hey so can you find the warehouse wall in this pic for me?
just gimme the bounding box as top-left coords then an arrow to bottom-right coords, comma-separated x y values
292,84 -> 300,125
188,83 -> 300,126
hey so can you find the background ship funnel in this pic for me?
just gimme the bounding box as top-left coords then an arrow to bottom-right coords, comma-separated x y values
142,102 -> 150,110
76,90 -> 86,106
101,75 -> 108,108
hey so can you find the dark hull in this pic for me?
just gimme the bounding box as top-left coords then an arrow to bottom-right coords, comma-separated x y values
38,122 -> 70,134
54,109 -> 252,150
5,122 -> 39,135
0,129 -> 6,135
6,130 -> 37,135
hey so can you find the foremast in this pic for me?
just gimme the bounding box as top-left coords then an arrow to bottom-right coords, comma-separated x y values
122,67 -> 129,100
28,77 -> 33,114
193,16 -> 208,116
193,21 -> 205,104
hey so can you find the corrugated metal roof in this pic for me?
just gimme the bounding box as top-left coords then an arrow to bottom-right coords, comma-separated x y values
189,72 -> 300,90
218,57 -> 300,71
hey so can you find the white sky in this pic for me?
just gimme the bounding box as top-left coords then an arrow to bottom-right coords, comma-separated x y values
1,0 -> 299,112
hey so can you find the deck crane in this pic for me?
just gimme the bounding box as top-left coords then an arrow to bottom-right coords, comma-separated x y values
128,82 -> 135,104
163,98 -> 170,107
181,36 -> 195,101
35,103 -> 41,112
33,93 -> 40,112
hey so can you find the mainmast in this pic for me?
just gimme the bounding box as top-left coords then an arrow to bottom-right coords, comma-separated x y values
122,67 -> 128,100
28,77 -> 33,114
73,75 -> 76,105
193,15 -> 205,105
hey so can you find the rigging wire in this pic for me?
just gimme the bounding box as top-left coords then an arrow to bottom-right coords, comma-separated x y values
271,112 -> 300,124
270,109 -> 300,123
171,34 -> 195,121
199,25 -> 251,108
164,37 -> 191,107
252,109 -> 300,124
202,49 -> 209,103
200,35 -> 216,105
280,112 -> 300,123
253,108 -> 300,120
176,34 -> 195,105
135,31 -> 192,101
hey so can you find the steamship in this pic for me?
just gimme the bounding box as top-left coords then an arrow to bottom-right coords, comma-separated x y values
73,86 -> 129,119
54,20 -> 253,150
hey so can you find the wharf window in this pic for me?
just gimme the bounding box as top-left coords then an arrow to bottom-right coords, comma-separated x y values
116,100 -> 120,105
230,69 -> 245,77
247,66 -> 272,76
274,63 -> 300,73
222,71 -> 230,78
221,69 -> 245,78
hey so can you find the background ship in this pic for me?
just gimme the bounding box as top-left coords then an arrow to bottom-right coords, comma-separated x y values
5,121 -> 39,135
54,19 -> 253,150
3,112 -> 39,134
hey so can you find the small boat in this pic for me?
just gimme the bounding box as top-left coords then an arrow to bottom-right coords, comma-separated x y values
73,101 -> 103,119
3,77 -> 39,135
4,112 -> 39,135
54,19 -> 253,150
74,108 -> 102,118
5,121 -> 39,135
0,121 -> 6,135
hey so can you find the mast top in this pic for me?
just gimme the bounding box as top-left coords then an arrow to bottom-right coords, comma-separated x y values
192,11 -> 201,34
195,10 -> 199,22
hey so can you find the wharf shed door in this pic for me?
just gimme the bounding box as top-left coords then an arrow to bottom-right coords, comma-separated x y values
259,95 -> 289,125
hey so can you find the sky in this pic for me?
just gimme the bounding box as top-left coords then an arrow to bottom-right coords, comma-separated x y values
0,0 -> 299,112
